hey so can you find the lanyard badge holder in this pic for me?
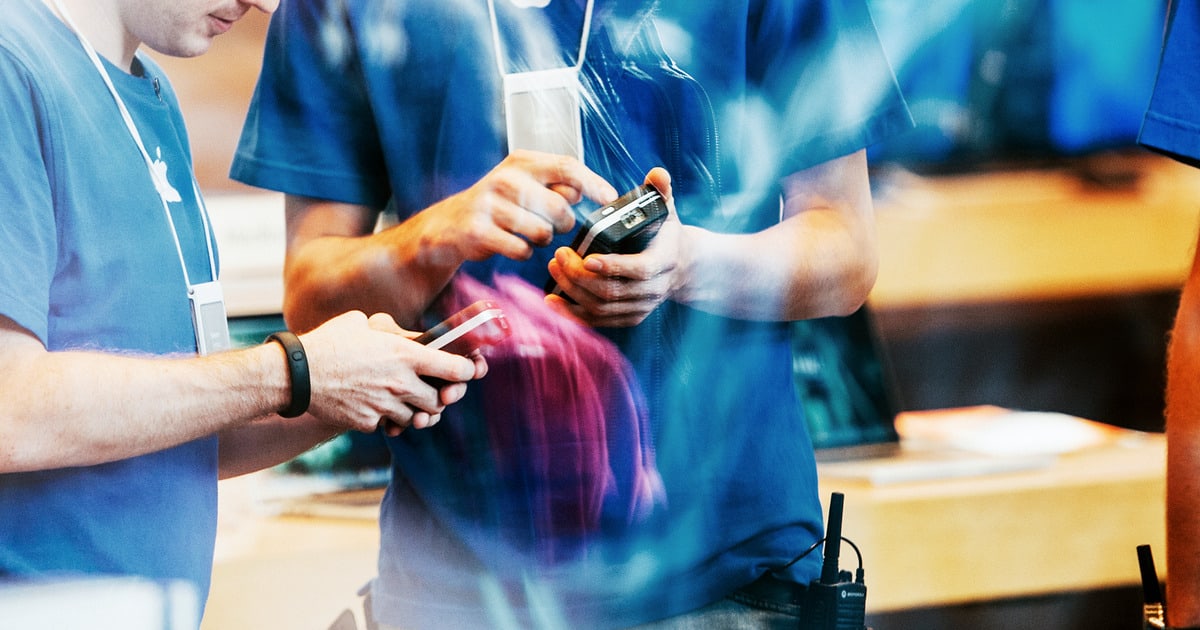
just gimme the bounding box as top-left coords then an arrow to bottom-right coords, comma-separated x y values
188,280 -> 232,356
502,67 -> 585,160
488,0 -> 593,161
52,0 -> 231,356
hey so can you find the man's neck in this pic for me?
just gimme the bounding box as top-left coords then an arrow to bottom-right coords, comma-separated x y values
42,0 -> 140,73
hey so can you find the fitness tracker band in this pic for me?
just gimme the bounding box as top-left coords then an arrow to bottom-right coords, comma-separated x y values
266,331 -> 310,418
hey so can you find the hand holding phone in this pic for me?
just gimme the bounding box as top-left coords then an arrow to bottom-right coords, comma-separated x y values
381,301 -> 509,436
545,183 -> 669,297
415,300 -> 511,356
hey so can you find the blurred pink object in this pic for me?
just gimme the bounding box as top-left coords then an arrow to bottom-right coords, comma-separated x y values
435,273 -> 666,562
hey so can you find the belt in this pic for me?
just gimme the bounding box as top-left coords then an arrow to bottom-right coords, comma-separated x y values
729,573 -> 808,608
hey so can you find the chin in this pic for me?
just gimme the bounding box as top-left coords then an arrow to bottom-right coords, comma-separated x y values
150,38 -> 215,59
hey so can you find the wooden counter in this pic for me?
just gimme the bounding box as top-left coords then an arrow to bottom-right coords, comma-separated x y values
201,479 -> 380,630
868,155 -> 1200,310
819,435 -> 1165,613
202,435 -> 1164,628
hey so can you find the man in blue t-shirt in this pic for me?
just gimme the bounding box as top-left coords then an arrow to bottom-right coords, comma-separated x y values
232,1 -> 910,627
1141,2 -> 1200,628
0,0 -> 486,616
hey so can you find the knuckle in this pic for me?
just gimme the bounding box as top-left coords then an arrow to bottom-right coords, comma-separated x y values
601,279 -> 629,301
530,222 -> 553,245
553,154 -> 572,177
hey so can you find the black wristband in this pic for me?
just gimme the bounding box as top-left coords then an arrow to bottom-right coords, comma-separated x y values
266,331 -> 310,418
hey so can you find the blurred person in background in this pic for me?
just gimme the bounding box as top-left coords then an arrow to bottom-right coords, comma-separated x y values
232,1 -> 911,627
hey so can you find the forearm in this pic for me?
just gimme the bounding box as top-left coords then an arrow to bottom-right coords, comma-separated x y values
673,152 -> 877,321
674,210 -> 876,321
218,415 -> 341,479
1167,426 -> 1200,627
1166,257 -> 1200,626
0,344 -> 289,473
284,235 -> 449,332
282,201 -> 458,332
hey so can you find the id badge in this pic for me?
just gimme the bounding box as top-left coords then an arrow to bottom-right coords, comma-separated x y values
189,280 -> 231,356
503,66 -> 585,162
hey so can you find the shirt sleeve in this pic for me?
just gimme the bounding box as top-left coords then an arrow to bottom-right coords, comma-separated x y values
746,0 -> 913,173
1140,0 -> 1200,168
230,0 -> 391,207
0,48 -> 56,343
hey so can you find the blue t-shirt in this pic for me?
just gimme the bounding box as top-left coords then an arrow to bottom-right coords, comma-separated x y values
0,0 -> 220,604
233,1 -> 910,627
1140,0 -> 1200,164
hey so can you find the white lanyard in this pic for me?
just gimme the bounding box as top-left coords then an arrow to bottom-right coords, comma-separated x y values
50,0 -> 230,355
486,0 -> 594,76
486,0 -> 594,161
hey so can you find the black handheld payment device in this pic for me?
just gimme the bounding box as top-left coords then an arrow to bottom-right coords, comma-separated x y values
545,183 -> 669,297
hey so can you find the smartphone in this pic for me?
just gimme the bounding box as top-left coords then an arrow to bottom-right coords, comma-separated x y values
415,300 -> 511,356
545,183 -> 669,297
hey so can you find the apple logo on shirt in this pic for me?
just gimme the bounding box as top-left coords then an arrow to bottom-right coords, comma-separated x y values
151,147 -> 182,203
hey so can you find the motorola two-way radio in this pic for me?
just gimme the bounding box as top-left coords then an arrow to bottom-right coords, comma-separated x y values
799,492 -> 870,630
